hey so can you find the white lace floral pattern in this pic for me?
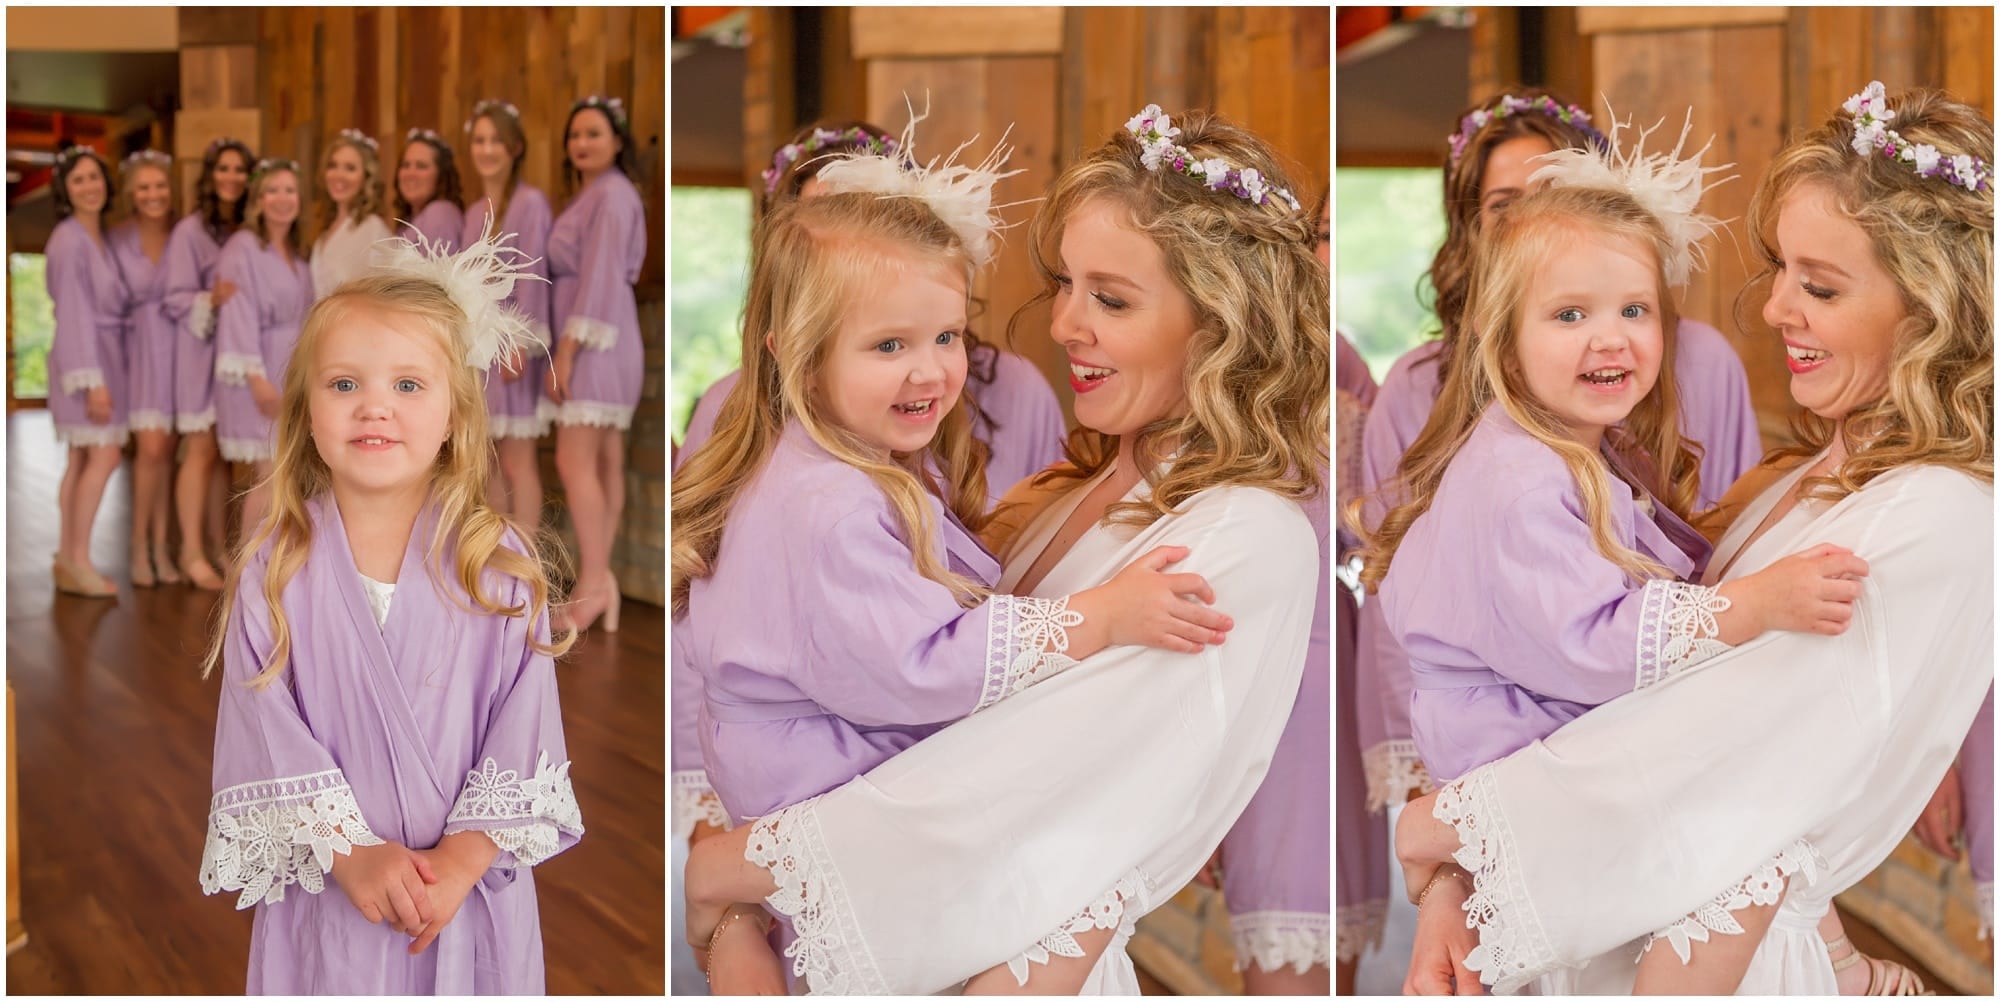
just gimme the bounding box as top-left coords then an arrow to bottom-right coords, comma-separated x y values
189,290 -> 215,340
199,769 -> 384,910
59,367 -> 105,394
53,422 -> 130,448
215,351 -> 266,385
537,398 -> 633,430
747,799 -> 891,995
1640,838 -> 1825,963
1005,870 -> 1147,985
218,435 -> 273,463
1635,580 -> 1734,690
1435,766 -> 1561,994
489,414 -> 551,440
128,409 -> 174,433
1239,909 -> 1338,972
442,751 -> 584,867
563,316 -> 619,350
976,595 -> 1087,710
1363,739 -> 1435,813
176,407 -> 217,434
672,769 -> 732,841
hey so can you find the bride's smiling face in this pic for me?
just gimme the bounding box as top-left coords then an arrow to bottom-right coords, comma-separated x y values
1049,197 -> 1199,438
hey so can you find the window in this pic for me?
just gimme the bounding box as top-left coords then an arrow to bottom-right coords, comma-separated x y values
669,187 -> 753,445
10,253 -> 53,401
1334,168 -> 1446,384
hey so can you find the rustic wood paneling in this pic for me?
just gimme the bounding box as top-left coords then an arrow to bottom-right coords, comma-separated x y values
1577,5 -> 1787,34
850,7 -> 1064,59
177,7 -> 259,47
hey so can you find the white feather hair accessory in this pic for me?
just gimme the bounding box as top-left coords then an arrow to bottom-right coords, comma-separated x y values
1526,104 -> 1736,288
810,95 -> 1029,269
370,208 -> 548,371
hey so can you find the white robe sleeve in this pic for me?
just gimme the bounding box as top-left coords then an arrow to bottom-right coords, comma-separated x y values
1433,466 -> 1993,993
744,486 -> 1318,994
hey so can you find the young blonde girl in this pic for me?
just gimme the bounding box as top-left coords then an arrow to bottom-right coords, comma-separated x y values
198,239 -> 581,994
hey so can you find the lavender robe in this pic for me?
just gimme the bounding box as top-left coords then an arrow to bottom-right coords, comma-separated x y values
46,217 -> 131,446
398,199 -> 464,255
110,221 -> 175,433
199,494 -> 581,993
163,213 -> 227,433
1964,685 -> 1994,936
1379,403 -> 1716,783
464,188 -> 554,440
212,232 -> 312,463
541,170 -> 646,429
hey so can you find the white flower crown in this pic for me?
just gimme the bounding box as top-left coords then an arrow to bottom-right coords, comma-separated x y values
1124,104 -> 1300,211
1845,81 -> 1991,194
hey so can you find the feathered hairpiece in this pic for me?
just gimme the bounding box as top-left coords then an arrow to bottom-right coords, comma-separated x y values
1526,105 -> 1735,288
369,213 -> 548,372
811,95 -> 1028,269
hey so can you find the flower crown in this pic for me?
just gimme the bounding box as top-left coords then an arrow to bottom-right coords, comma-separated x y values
54,144 -> 98,169
250,157 -> 300,183
1526,106 -> 1734,288
764,126 -> 900,194
334,128 -> 379,154
573,94 -> 627,132
205,136 -> 244,158
406,127 -> 450,150
1845,81 -> 1991,194
464,99 -> 522,134
372,214 -> 547,372
1447,94 -> 1608,168
122,149 -> 172,172
1124,104 -> 1300,211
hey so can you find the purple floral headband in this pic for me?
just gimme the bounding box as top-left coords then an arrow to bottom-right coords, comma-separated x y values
334,128 -> 379,153
122,149 -> 172,172
573,94 -> 627,132
763,126 -> 900,194
205,136 -> 248,159
406,127 -> 451,151
1845,81 -> 1991,194
250,157 -> 300,183
54,144 -> 98,169
1447,94 -> 1608,168
1124,104 -> 1300,211
464,99 -> 522,134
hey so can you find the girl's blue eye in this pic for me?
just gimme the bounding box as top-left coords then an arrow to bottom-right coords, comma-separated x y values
1621,304 -> 1648,319
331,377 -> 358,392
396,378 -> 422,393
935,330 -> 957,346
1556,307 -> 1584,323
874,340 -> 902,354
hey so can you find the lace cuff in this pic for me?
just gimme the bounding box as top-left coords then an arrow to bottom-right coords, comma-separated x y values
528,319 -> 553,349
189,290 -> 215,340
747,798 -> 891,995
1435,767 -> 1562,994
1363,739 -> 1435,813
215,352 -> 266,386
59,367 -> 105,394
562,316 -> 619,351
672,769 -> 732,841
1639,838 -> 1825,963
975,595 -> 1086,711
198,769 -> 385,910
538,398 -> 635,430
1635,580 -> 1734,690
441,751 -> 584,868
1240,909 -> 1338,972
1005,870 -> 1147,986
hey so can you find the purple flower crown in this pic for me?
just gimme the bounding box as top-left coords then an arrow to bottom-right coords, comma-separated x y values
250,157 -> 300,183
763,127 -> 900,194
54,144 -> 98,169
122,149 -> 172,172
1845,81 -> 1991,194
1447,94 -> 1608,167
573,94 -> 628,132
465,99 -> 522,134
406,127 -> 451,152
205,136 -> 247,159
1124,104 -> 1300,211
334,128 -> 379,153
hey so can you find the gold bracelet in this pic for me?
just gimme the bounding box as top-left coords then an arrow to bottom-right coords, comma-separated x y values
703,906 -> 774,982
1416,867 -> 1470,909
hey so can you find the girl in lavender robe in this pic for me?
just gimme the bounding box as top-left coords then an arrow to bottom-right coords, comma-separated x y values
542,96 -> 647,635
44,147 -> 128,598
309,129 -> 393,301
164,138 -> 254,590
464,100 -> 555,530
111,151 -> 183,587
394,129 -> 465,254
199,253 -> 580,995
214,160 -> 314,535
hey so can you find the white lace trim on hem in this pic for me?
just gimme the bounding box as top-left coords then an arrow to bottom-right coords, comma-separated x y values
1332,901 -> 1386,965
1364,739 -> 1434,813
537,398 -> 633,430
562,315 -> 619,350
1635,580 -> 1734,690
215,352 -> 265,385
488,414 -> 550,440
1236,909 -> 1337,972
976,595 -> 1086,711
748,798 -> 891,994
1979,881 -> 1993,941
55,422 -> 130,448
189,291 -> 215,340
128,410 -> 174,433
198,768 -> 384,910
1006,870 -> 1147,986
176,408 -> 217,434
1639,838 -> 1826,963
672,769 -> 732,841
218,436 -> 272,463
441,751 -> 584,867
59,367 -> 105,394
1436,766 -> 1562,994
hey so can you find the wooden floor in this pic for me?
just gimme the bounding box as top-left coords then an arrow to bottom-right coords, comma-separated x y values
3,410 -> 664,994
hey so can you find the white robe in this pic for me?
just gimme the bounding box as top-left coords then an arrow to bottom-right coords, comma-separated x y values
742,464 -> 1319,994
309,212 -> 392,301
1432,457 -> 1993,995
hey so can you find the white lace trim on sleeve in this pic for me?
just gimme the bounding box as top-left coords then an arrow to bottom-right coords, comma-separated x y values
215,351 -> 266,385
59,367 -> 105,394
1435,766 -> 1563,994
975,595 -> 1086,711
1639,838 -> 1826,963
1005,870 -> 1147,985
441,751 -> 584,867
562,315 -> 619,350
1363,738 -> 1435,814
1239,909 -> 1337,972
189,290 -> 215,340
672,769 -> 732,841
199,768 -> 384,910
747,798 -> 892,995
1635,580 -> 1734,691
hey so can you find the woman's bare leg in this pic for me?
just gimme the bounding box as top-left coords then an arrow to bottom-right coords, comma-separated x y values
962,925 -> 1118,995
499,436 -> 544,530
1632,881 -> 1784,995
1247,962 -> 1333,995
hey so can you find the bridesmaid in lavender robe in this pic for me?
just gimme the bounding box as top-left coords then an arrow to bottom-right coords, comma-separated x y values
542,97 -> 647,635
394,129 -> 465,254
1964,688 -> 1994,940
164,138 -> 254,590
202,497 -> 580,993
110,151 -> 183,587
214,160 -> 312,532
44,147 -> 129,597
464,99 -> 555,530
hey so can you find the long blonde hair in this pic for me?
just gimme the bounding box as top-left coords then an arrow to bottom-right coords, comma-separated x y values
204,276 -> 575,686
670,192 -> 990,619
313,133 -> 384,240
1743,87 -> 1993,497
1012,110 -> 1330,524
243,163 -> 307,260
1358,184 -> 1700,592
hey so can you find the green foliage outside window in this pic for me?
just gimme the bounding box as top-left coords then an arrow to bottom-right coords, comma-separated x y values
670,187 -> 753,446
1335,168 -> 1447,383
11,253 -> 52,400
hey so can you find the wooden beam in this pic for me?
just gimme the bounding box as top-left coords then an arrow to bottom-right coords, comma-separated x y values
1577,6 -> 1787,35
851,7 -> 1064,59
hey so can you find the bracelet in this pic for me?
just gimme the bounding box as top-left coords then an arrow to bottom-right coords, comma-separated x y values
1416,867 -> 1470,909
703,905 -> 775,982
